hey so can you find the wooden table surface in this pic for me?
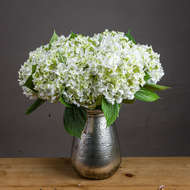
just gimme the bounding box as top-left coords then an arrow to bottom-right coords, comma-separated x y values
0,157 -> 189,190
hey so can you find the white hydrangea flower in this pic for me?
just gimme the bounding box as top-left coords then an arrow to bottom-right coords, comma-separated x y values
18,30 -> 164,107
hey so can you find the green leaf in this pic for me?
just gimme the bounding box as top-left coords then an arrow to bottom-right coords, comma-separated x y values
123,99 -> 135,104
25,98 -> 45,115
59,95 -> 72,108
144,83 -> 171,91
64,106 -> 87,138
69,32 -> 77,40
101,97 -> 120,127
125,30 -> 136,44
135,88 -> 160,102
32,64 -> 37,73
49,30 -> 58,44
24,65 -> 37,92
48,30 -> 58,49
144,71 -> 151,82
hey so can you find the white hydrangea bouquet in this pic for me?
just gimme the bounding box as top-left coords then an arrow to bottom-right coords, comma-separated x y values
18,30 -> 169,138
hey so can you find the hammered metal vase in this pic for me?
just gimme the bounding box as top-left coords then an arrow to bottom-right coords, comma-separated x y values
71,109 -> 121,179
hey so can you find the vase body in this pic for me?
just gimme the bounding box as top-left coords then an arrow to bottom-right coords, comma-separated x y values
71,109 -> 121,179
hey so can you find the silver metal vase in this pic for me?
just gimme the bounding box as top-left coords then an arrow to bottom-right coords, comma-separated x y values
71,109 -> 121,179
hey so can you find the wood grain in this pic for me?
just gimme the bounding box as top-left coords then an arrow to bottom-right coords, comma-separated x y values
0,157 -> 189,190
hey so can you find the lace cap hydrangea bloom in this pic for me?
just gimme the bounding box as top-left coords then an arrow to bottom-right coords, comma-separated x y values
18,30 -> 164,108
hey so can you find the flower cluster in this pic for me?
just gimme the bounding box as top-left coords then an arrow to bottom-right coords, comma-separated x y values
18,30 -> 164,107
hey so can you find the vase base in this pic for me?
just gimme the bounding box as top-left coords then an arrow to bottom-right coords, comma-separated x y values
72,159 -> 121,180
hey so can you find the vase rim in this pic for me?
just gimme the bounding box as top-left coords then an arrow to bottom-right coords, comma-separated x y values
86,109 -> 104,116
